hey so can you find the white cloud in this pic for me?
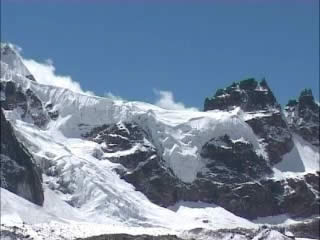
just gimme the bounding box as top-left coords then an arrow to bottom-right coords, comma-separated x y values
23,58 -> 94,95
154,90 -> 198,111
104,91 -> 124,101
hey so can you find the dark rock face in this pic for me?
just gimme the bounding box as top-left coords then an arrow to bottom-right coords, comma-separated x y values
80,79 -> 318,221
187,173 -> 318,219
204,78 -> 278,112
0,81 -> 58,127
284,89 -> 320,146
204,78 -> 293,165
1,44 -> 59,125
83,122 -> 156,170
188,180 -> 278,219
201,134 -> 272,180
245,112 -> 293,165
83,122 -> 181,207
0,108 -> 44,205
83,122 -> 319,220
262,173 -> 319,217
287,218 -> 320,239
198,177 -> 315,221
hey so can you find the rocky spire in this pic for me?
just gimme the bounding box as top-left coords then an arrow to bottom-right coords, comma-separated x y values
204,78 -> 293,165
285,89 -> 319,146
204,78 -> 279,112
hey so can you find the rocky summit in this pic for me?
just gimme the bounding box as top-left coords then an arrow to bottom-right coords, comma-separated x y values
285,89 -> 320,146
0,44 -> 319,240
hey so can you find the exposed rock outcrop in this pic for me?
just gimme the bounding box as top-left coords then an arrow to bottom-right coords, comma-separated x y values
284,89 -> 320,146
1,44 -> 318,236
0,108 -> 44,205
204,78 -> 278,112
204,78 -> 293,165
0,81 -> 53,127
83,122 -> 181,207
0,44 -> 59,126
286,217 -> 320,239
80,77 -> 319,220
83,121 -> 319,219
200,134 -> 272,180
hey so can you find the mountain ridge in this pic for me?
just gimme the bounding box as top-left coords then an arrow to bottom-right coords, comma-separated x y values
1,43 -> 319,240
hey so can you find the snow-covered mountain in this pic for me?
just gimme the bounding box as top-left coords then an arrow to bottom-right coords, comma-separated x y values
0,43 -> 319,240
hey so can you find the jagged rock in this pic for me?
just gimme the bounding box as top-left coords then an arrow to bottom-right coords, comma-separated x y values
201,134 -> 272,179
204,78 -> 278,112
124,155 -> 181,207
0,43 -> 59,126
284,89 -> 320,146
261,173 -> 319,218
284,176 -> 319,217
83,122 -> 156,169
287,217 -> 320,239
204,78 -> 293,165
0,108 -> 44,205
1,43 -> 319,239
80,80 -> 317,221
245,111 -> 293,165
0,80 -> 54,127
83,122 -> 318,220
83,122 -> 181,207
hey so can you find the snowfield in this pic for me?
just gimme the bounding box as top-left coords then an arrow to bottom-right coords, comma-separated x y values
1,50 -> 319,239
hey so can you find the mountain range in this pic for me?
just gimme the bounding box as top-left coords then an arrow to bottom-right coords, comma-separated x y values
0,43 -> 319,240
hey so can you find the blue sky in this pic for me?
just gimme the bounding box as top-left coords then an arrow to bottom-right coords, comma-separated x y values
1,0 -> 319,109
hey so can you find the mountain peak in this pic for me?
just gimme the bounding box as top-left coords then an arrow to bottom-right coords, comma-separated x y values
204,78 -> 278,112
298,88 -> 316,109
285,88 -> 319,146
0,42 -> 36,81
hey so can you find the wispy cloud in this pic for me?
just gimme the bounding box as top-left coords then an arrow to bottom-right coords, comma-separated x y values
7,43 -> 197,110
104,91 -> 124,101
23,58 -> 94,95
154,90 -> 198,111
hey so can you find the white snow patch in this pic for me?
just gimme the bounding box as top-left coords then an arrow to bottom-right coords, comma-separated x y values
274,134 -> 319,175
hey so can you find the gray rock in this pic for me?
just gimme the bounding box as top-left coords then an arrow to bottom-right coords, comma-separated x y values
0,81 -> 51,127
0,108 -> 44,205
204,78 -> 293,165
284,89 -> 319,146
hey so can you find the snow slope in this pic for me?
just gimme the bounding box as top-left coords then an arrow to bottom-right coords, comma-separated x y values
1,44 -> 32,78
273,134 -> 319,180
3,74 -> 267,183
